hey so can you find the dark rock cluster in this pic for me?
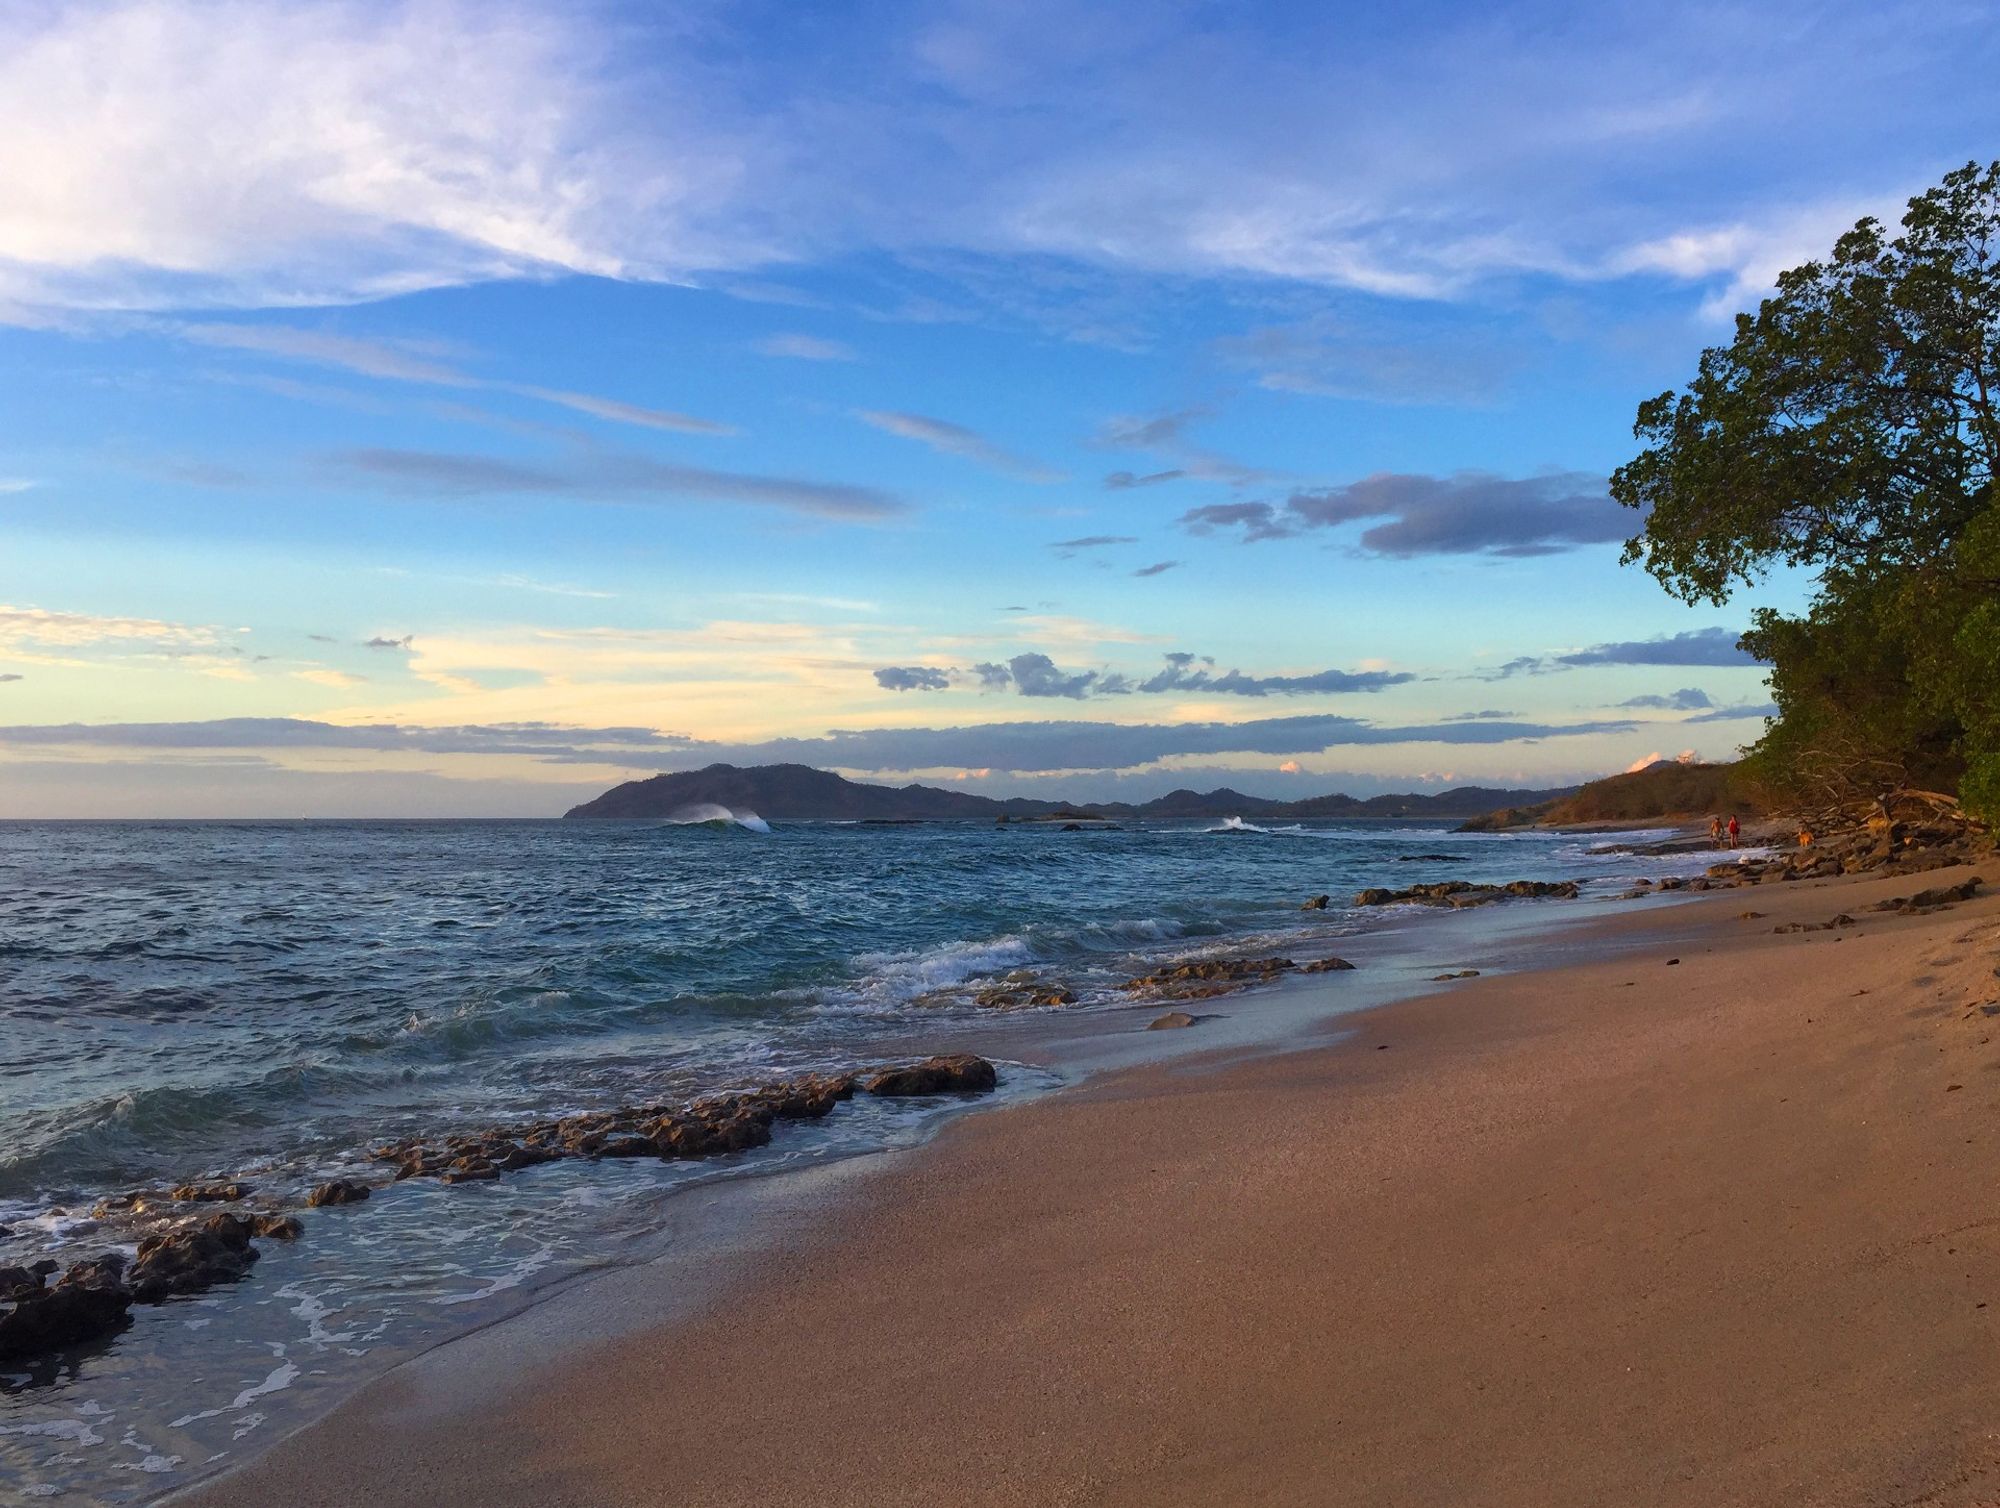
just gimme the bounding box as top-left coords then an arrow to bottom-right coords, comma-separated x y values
3,1054 -> 1002,1369
370,1059 -> 999,1187
972,975 -> 1077,1010
1120,955 -> 1354,1002
0,1210 -> 287,1363
1353,880 -> 1580,908
1876,876 -> 1983,914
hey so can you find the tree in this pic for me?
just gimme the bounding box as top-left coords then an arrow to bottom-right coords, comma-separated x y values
1611,161 -> 2000,820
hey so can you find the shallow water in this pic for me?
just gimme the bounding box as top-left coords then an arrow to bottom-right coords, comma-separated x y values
0,816 -> 1740,1501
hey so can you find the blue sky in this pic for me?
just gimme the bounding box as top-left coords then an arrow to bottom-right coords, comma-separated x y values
2,0 -> 1995,815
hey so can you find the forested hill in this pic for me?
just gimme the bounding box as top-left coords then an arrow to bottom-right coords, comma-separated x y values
561,763 -> 1574,821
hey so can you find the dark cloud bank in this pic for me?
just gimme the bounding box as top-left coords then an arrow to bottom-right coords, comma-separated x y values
0,712 -> 1640,777
1182,470 -> 1626,557
875,652 -> 1416,701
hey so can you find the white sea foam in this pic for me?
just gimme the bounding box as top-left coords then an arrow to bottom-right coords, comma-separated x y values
435,1244 -> 556,1306
168,1361 -> 300,1429
1204,816 -> 1271,834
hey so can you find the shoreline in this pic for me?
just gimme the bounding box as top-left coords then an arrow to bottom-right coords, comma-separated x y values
5,820 -> 1709,1504
172,851 -> 2000,1507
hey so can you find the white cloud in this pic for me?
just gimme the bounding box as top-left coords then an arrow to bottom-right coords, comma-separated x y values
0,0 -> 1980,326
0,604 -> 218,649
0,0 -> 757,314
0,478 -> 37,494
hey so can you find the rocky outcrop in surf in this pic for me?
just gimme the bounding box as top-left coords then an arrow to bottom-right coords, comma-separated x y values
2,1054 -> 1004,1370
371,1060 -> 998,1188
1120,954 -> 1354,1002
0,1256 -> 132,1362
1353,879 -> 1580,908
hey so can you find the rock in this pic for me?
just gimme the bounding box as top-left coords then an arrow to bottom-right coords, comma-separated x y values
1302,894 -> 1330,910
1395,854 -> 1469,863
1353,879 -> 1578,908
1740,911 -> 1765,920
1429,969 -> 1480,981
864,1054 -> 999,1097
251,1214 -> 303,1240
0,1258 -> 134,1362
169,1181 -> 253,1203
1299,957 -> 1355,973
306,1179 -> 372,1208
126,1213 -> 260,1303
1147,1011 -> 1198,1030
973,976 -> 1076,1010
1876,876 -> 1984,913
1122,957 -> 1296,998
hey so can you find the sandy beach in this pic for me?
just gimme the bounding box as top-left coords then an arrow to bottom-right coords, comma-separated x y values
172,858 -> 2000,1508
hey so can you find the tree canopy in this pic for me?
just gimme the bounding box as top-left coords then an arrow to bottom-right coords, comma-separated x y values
1612,161 -> 2000,819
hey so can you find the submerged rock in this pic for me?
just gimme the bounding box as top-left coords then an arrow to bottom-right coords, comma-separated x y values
251,1214 -> 304,1241
306,1179 -> 371,1208
169,1181 -> 253,1204
1301,894 -> 1330,910
973,974 -> 1077,1010
864,1054 -> 999,1097
1299,957 -> 1356,973
1147,1010 -> 1198,1030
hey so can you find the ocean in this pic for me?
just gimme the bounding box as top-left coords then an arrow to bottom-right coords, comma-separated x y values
0,815 -> 1734,1502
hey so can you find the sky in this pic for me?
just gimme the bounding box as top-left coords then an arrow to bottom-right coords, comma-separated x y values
3,0 -> 1996,817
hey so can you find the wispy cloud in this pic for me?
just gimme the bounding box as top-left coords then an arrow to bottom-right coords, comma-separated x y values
1097,409 -> 1273,488
0,478 -> 37,494
1103,469 -> 1184,490
323,447 -> 907,522
1049,534 -> 1137,557
0,604 -> 219,650
1131,560 -> 1179,577
175,321 -> 734,436
294,668 -> 367,689
857,409 -> 1064,482
752,333 -> 857,361
0,0 -> 1975,325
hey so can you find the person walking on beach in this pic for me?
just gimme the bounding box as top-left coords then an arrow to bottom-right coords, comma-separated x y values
1727,814 -> 1741,849
1710,815 -> 1725,848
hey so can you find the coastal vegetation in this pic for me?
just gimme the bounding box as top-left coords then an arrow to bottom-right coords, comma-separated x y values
1611,161 -> 2000,823
1456,759 -> 1758,829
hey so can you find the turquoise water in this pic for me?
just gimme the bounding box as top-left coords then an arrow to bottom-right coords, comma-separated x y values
0,816 -> 1701,1501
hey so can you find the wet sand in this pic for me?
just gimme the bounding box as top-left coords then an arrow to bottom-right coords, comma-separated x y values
175,860 -> 2000,1508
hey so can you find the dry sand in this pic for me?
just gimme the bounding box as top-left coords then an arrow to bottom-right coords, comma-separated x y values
176,861 -> 2000,1508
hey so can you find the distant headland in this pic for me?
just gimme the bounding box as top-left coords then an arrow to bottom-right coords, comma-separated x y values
561,762 -> 1577,822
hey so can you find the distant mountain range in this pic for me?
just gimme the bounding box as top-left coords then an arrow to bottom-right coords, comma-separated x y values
562,762 -> 1577,822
